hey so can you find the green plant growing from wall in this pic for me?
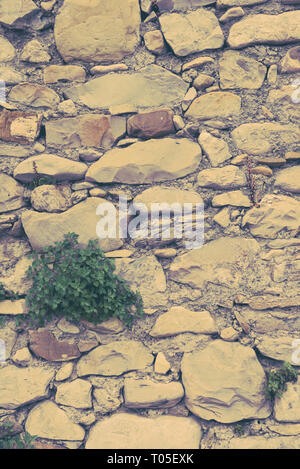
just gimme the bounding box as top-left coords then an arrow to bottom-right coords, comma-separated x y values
264,361 -> 298,401
0,422 -> 37,449
25,232 -> 144,327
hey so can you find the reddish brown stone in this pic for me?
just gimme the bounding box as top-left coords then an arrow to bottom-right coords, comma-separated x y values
45,114 -> 126,149
127,109 -> 175,138
29,328 -> 80,362
0,109 -> 42,144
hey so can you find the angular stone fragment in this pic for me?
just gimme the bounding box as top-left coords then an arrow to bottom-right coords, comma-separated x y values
150,306 -> 217,337
127,109 -> 175,138
86,138 -> 201,184
219,51 -> 266,89
0,173 -> 25,212
228,11 -> 300,49
25,400 -> 85,441
267,85 -> 300,123
20,39 -> 51,63
198,131 -> 231,166
256,334 -> 299,362
169,237 -> 260,290
280,46 -> 300,73
242,194 -> 300,239
212,190 -> 251,207
232,123 -> 300,155
0,365 -> 54,409
43,65 -> 86,84
0,36 -> 16,62
159,9 -> 224,56
0,0 -> 39,27
181,340 -> 270,423
29,328 -> 81,362
65,65 -> 189,111
0,109 -> 42,144
219,7 -> 244,23
14,154 -> 87,183
55,379 -> 92,409
9,84 -> 60,108
124,378 -> 184,408
144,30 -> 166,55
197,165 -> 246,189
21,197 -> 123,252
274,167 -> 300,194
77,340 -> 154,377
0,66 -> 24,85
85,413 -> 201,449
185,92 -> 241,120
45,114 -> 126,149
115,256 -> 167,308
54,0 -> 140,63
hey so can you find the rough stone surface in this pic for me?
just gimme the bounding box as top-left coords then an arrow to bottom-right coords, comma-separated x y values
242,194 -> 300,238
219,51 -> 267,89
9,84 -> 60,109
45,115 -> 126,149
181,340 -> 271,423
85,138 -> 201,184
124,378 -> 184,408
0,110 -> 42,144
21,197 -> 123,252
77,341 -> 154,377
127,109 -> 175,138
150,306 -> 217,337
0,173 -> 25,212
85,413 -> 201,449
25,400 -> 85,441
0,366 -> 54,409
159,9 -> 224,56
29,328 -> 81,362
65,65 -> 189,111
14,154 -> 87,183
185,92 -> 241,120
54,0 -> 141,63
197,165 -> 246,189
228,11 -> 300,49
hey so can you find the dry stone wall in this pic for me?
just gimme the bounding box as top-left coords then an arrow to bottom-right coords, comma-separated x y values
0,0 -> 300,450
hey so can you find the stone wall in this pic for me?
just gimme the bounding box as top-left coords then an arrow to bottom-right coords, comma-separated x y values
0,0 -> 300,450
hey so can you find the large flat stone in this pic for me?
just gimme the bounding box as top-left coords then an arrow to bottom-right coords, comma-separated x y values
85,138 -> 201,184
9,83 -> 60,108
54,0 -> 140,63
14,154 -> 87,183
21,197 -> 123,252
65,65 -> 189,111
159,9 -> 224,56
181,340 -> 271,423
0,365 -> 54,409
228,11 -> 300,49
77,340 -> 154,377
29,328 -> 81,362
85,413 -> 201,449
274,167 -> 300,194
